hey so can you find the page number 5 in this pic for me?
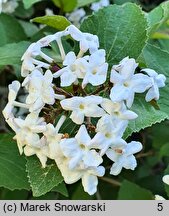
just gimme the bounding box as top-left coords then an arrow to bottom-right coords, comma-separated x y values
157,203 -> 163,211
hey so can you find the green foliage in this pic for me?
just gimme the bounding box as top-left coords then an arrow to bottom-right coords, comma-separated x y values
26,156 -> 63,197
60,117 -> 79,137
14,1 -> 34,18
81,3 -> 148,65
52,0 -> 77,12
52,182 -> 69,197
151,121 -> 169,150
142,44 -> 169,116
164,165 -> 169,197
0,134 -> 30,190
77,0 -> 97,7
147,1 -> 169,35
114,0 -> 138,4
23,0 -> 42,9
19,21 -> 39,38
124,97 -> 168,139
118,180 -> 154,200
32,15 -> 71,30
0,14 -> 27,47
160,143 -> 169,158
0,188 -> 29,200
0,42 -> 30,67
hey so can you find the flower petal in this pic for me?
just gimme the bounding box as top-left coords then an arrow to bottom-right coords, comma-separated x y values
82,173 -> 98,195
75,125 -> 91,145
70,110 -> 84,124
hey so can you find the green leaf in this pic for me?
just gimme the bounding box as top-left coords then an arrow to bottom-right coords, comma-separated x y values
0,188 -> 29,200
14,1 -> 34,18
77,0 -> 97,7
0,134 -> 30,190
114,0 -> 138,4
52,182 -> 68,197
32,15 -> 71,30
52,0 -> 77,13
0,41 -> 30,67
124,97 -> 167,138
81,3 -> 148,65
60,117 -> 79,137
26,156 -> 63,197
164,165 -> 169,197
23,0 -> 42,9
147,1 -> 169,35
19,20 -> 39,38
156,39 -> 169,53
118,180 -> 154,200
0,14 -> 27,46
151,32 -> 169,40
160,143 -> 169,158
151,121 -> 169,150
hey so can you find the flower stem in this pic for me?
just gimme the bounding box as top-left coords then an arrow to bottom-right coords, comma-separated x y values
77,50 -> 84,58
99,177 -> 121,187
57,38 -> 66,60
54,86 -> 73,98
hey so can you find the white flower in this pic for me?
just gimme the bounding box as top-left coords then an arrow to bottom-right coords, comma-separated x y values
60,125 -> 103,169
60,95 -> 105,124
162,175 -> 169,185
1,0 -> 18,14
3,81 -> 29,120
53,122 -> 105,195
155,195 -> 166,200
53,51 -> 88,87
106,140 -> 142,175
81,32 -> 99,53
67,25 -> 99,53
110,57 -> 151,108
45,8 -> 54,16
80,166 -> 105,195
56,150 -> 105,195
21,43 -> 42,77
101,98 -> 138,120
66,8 -> 86,27
82,49 -> 108,88
22,69 -> 64,112
91,0 -> 110,11
24,138 -> 49,168
90,114 -> 128,155
141,68 -> 166,102
43,115 -> 66,159
3,81 -> 20,119
21,43 -> 52,77
13,113 -> 46,154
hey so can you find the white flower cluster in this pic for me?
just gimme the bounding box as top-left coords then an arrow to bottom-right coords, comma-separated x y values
3,25 -> 166,195
0,0 -> 18,14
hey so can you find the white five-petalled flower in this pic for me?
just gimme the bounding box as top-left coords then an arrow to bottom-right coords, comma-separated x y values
60,125 -> 103,169
110,57 -> 151,108
60,96 -> 105,124
141,68 -> 166,102
106,140 -> 142,175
